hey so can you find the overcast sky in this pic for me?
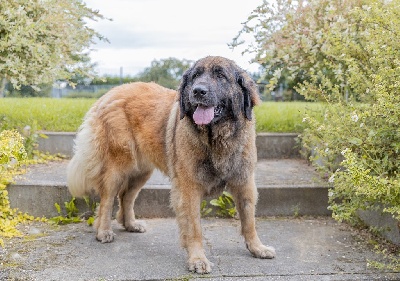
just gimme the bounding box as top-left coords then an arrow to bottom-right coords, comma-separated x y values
83,0 -> 263,76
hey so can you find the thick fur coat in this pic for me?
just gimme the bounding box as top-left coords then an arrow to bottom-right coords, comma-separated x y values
67,56 -> 275,274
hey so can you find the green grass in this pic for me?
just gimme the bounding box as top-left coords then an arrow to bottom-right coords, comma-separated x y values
0,98 -> 95,132
255,102 -> 323,133
0,98 -> 323,133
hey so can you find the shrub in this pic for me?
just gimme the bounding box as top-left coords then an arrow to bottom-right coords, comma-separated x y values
298,1 -> 400,223
0,130 -> 34,246
235,0 -> 400,226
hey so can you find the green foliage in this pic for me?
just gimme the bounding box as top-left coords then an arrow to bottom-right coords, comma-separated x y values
300,0 -> 400,223
83,196 -> 98,226
5,83 -> 52,97
0,130 -> 34,246
20,121 -> 49,159
0,129 -> 64,246
49,198 -> 82,225
209,191 -> 237,218
236,0 -> 400,238
0,0 -> 107,94
368,248 -> 400,272
200,200 -> 212,217
49,197 -> 97,226
135,57 -> 193,90
233,0 -> 390,101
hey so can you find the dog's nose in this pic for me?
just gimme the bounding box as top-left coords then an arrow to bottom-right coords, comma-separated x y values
193,85 -> 208,97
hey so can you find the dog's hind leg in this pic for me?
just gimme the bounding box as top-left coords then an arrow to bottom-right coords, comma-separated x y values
116,170 -> 153,233
94,171 -> 124,243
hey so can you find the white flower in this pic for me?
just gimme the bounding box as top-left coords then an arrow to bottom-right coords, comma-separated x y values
341,148 -> 349,155
302,117 -> 309,123
328,174 -> 335,183
325,147 -> 329,153
351,112 -> 359,122
360,123 -> 364,128
362,5 -> 371,11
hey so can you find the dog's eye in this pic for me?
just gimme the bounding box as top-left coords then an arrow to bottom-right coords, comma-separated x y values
192,72 -> 201,79
216,71 -> 225,79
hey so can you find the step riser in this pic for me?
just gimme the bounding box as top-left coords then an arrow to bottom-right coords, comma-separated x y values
7,185 -> 330,218
38,132 -> 301,159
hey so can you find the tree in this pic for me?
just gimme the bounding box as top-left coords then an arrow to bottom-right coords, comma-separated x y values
231,0 -> 372,102
135,57 -> 193,90
0,0 -> 107,97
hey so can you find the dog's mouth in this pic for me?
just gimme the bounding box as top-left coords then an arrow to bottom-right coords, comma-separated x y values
192,104 -> 225,126
214,104 -> 224,117
193,105 -> 214,125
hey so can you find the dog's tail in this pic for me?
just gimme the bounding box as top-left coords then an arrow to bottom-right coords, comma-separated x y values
67,114 -> 100,198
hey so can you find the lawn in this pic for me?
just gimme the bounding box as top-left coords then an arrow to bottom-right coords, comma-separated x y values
254,102 -> 323,133
0,98 -> 95,132
0,98 -> 323,133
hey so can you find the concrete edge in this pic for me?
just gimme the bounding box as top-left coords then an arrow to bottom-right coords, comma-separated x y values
7,183 -> 330,219
37,131 -> 302,159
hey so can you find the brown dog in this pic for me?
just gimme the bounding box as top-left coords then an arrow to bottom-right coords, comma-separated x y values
67,56 -> 276,274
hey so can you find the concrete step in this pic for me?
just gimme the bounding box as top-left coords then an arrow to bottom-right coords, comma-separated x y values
37,132 -> 302,159
8,159 -> 329,218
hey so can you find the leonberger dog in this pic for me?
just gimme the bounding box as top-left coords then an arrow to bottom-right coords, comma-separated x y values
67,56 -> 276,274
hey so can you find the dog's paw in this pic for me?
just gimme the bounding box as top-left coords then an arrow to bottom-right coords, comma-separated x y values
96,230 -> 115,243
125,221 -> 146,233
247,243 -> 276,259
188,257 -> 213,274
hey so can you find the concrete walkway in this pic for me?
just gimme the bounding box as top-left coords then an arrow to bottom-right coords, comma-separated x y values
3,159 -> 399,280
1,217 -> 399,280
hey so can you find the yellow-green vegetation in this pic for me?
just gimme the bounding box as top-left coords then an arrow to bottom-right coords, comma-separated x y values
49,197 -> 97,226
0,129 -> 63,246
0,130 -> 34,247
209,191 -> 237,218
0,98 -> 317,133
235,0 -> 400,269
0,98 -> 95,132
254,102 -> 323,133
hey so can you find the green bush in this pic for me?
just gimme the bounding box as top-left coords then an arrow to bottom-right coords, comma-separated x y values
297,1 -> 400,224
0,130 -> 33,246
236,0 -> 400,229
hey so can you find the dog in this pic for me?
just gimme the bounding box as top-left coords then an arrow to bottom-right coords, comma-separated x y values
67,56 -> 276,274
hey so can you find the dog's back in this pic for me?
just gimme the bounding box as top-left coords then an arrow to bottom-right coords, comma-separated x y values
67,82 -> 177,198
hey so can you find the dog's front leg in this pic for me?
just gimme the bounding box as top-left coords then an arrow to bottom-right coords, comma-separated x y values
171,182 -> 212,274
229,176 -> 276,259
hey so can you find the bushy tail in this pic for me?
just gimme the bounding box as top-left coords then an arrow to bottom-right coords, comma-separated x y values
67,115 -> 99,198
67,153 -> 90,198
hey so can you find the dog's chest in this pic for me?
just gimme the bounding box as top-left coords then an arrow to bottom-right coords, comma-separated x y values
196,151 -> 249,192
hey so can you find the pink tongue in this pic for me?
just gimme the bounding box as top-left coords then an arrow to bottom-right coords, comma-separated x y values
193,106 -> 214,125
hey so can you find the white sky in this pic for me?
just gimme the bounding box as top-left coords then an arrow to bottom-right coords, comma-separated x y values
83,0 -> 263,76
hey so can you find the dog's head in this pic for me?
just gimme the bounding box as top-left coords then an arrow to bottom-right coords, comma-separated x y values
178,56 -> 261,126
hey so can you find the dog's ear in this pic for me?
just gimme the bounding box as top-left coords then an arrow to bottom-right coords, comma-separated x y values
178,70 -> 190,120
236,71 -> 261,120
